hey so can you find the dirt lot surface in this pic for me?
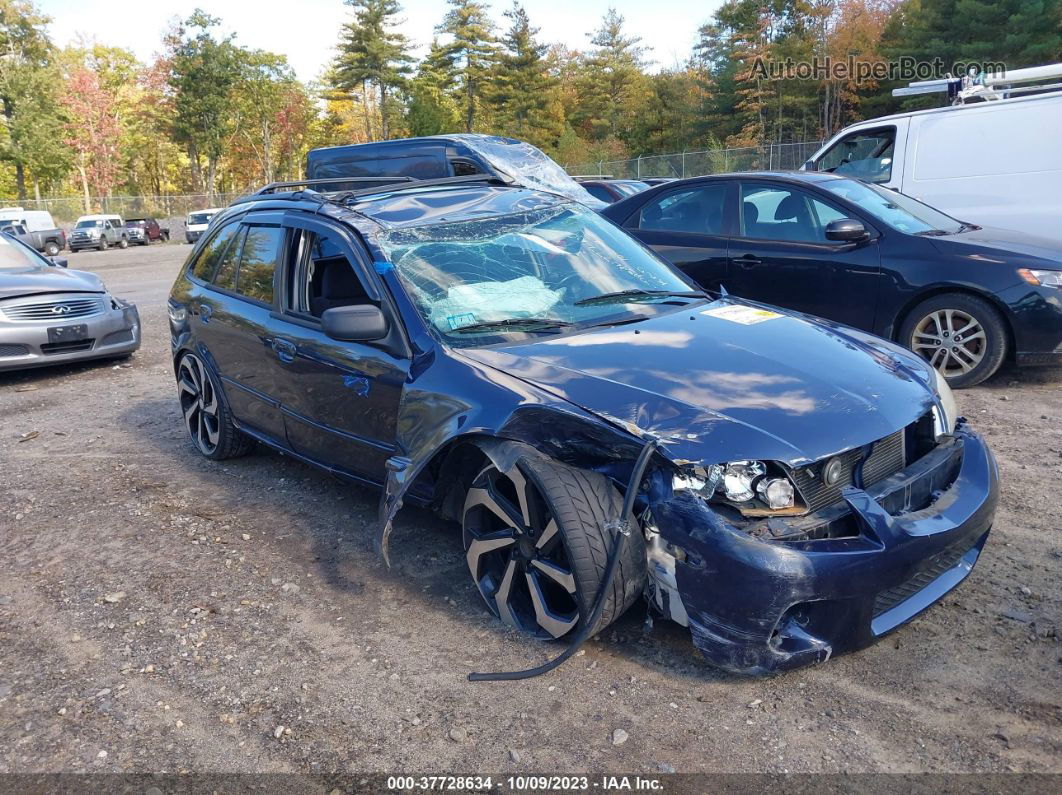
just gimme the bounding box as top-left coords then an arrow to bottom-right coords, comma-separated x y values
1,244 -> 1059,777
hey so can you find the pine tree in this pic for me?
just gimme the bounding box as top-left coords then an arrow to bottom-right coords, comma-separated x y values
332,0 -> 413,140
573,8 -> 650,146
489,2 -> 564,149
437,0 -> 498,132
406,38 -> 461,135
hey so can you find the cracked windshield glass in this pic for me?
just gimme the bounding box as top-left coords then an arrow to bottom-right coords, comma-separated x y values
379,202 -> 703,344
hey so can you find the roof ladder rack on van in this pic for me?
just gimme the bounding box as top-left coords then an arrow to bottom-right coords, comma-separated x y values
894,61 -> 1062,105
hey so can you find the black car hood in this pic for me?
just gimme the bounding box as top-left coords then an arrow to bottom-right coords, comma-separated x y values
459,301 -> 936,467
930,225 -> 1062,266
0,266 -> 105,300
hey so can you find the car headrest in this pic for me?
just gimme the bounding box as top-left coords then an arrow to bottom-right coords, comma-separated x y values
775,194 -> 804,221
321,259 -> 363,297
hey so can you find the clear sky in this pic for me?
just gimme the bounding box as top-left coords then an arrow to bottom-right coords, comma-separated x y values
39,0 -> 723,82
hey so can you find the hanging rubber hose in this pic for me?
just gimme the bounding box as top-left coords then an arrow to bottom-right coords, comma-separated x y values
468,438 -> 659,682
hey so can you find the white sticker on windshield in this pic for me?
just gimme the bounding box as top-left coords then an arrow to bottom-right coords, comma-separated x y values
703,304 -> 783,325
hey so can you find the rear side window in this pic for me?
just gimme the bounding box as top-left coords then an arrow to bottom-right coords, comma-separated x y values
212,228 -> 246,291
637,184 -> 728,235
235,226 -> 283,304
191,223 -> 240,281
583,184 -> 615,203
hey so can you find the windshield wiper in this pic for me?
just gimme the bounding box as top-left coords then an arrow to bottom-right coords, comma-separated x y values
913,229 -> 950,236
450,317 -> 574,334
574,288 -> 706,307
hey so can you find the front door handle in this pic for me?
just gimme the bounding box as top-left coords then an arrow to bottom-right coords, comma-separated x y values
272,337 -> 297,363
198,303 -> 213,322
735,254 -> 762,268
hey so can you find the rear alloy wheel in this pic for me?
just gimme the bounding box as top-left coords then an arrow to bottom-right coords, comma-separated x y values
44,241 -> 60,257
176,353 -> 254,460
900,292 -> 1007,388
463,454 -> 645,640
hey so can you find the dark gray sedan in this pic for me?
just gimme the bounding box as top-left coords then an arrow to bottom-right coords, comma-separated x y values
0,232 -> 140,371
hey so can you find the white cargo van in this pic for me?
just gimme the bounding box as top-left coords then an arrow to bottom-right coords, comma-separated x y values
804,91 -> 1062,244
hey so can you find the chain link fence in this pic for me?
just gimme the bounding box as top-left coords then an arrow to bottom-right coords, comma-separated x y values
0,193 -> 247,228
566,141 -> 825,180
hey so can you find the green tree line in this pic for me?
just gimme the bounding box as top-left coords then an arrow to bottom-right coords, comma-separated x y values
2,0 -> 1060,206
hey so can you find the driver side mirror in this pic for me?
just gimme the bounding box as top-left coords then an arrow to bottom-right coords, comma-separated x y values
824,218 -> 870,244
321,304 -> 388,342
49,257 -> 69,268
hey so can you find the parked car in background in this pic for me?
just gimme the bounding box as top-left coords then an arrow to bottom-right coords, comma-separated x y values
125,217 -> 170,245
0,207 -> 66,256
166,175 -> 996,674
68,214 -> 128,252
185,208 -> 223,244
573,178 -> 651,204
803,89 -> 1062,245
306,134 -> 605,207
0,232 -> 140,370
642,177 -> 678,186
601,170 -> 1062,387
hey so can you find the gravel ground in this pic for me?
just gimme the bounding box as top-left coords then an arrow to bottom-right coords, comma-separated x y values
1,244 -> 1059,776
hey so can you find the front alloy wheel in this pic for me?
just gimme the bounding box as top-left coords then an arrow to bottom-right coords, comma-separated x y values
462,455 -> 645,640
901,292 -> 1007,388
176,352 -> 254,460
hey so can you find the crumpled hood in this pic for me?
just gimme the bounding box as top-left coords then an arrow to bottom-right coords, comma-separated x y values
459,300 -> 936,466
0,266 -> 105,300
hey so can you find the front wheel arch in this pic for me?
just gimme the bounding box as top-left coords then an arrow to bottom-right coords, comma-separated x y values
892,286 -> 1015,363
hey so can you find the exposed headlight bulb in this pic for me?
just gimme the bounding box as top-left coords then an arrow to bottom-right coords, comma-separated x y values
722,460 -> 766,502
756,477 -> 796,510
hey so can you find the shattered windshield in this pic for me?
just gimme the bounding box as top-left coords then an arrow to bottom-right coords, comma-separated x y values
379,202 -> 701,345
448,135 -> 604,207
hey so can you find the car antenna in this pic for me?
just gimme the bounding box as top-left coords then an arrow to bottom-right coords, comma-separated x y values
468,438 -> 659,682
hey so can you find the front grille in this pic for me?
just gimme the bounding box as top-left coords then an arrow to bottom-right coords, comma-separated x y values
41,339 -> 95,354
873,543 -> 969,617
2,297 -> 105,321
790,429 -> 906,513
0,342 -> 30,357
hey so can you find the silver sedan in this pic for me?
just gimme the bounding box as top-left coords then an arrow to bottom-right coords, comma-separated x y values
0,233 -> 140,371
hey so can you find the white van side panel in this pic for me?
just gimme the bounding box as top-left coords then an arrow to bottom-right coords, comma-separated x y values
902,95 -> 1062,240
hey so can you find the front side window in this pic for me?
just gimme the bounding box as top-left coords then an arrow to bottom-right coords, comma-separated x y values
739,184 -> 849,244
288,229 -> 369,318
819,179 -> 963,235
191,222 -> 240,282
234,226 -> 283,304
378,202 -> 698,345
637,184 -> 727,235
0,233 -> 49,271
816,128 -> 895,183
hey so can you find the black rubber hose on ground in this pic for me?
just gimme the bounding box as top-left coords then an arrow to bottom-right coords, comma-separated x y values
468,439 -> 659,682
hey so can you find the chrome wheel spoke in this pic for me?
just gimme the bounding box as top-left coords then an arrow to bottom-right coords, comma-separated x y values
465,530 -> 516,578
506,466 -> 534,528
524,571 -> 578,638
493,559 -> 519,628
530,558 -> 576,594
535,518 -> 559,550
467,483 -> 524,530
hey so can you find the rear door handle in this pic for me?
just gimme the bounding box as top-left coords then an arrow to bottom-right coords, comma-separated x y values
272,337 -> 297,363
735,254 -> 762,268
198,303 -> 212,322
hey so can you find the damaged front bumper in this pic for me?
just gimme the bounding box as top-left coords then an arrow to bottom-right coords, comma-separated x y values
649,422 -> 998,675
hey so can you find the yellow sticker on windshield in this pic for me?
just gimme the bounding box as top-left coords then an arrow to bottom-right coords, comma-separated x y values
703,305 -> 783,325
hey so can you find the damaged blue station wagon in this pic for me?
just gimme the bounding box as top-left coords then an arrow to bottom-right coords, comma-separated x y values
167,175 -> 998,674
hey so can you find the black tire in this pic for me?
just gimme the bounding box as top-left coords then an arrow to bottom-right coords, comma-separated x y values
899,292 -> 1008,388
118,237 -> 129,249
98,238 -> 108,251
162,231 -> 170,242
463,453 -> 646,640
176,352 -> 255,460
44,241 -> 60,257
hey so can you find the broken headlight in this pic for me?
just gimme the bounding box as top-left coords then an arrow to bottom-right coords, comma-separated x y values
931,366 -> 958,435
672,460 -> 801,516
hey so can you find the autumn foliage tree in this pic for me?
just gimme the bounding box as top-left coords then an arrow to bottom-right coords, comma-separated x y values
60,67 -> 120,211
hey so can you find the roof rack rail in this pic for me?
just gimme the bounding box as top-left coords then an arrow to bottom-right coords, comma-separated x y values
253,176 -> 416,195
893,61 -> 1062,105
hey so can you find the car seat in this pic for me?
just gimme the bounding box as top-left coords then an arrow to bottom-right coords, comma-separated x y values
310,258 -> 368,317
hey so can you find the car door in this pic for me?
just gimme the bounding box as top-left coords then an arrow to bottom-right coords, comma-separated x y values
268,213 -> 409,483
187,213 -> 288,445
725,181 -> 882,330
808,122 -> 909,192
619,181 -> 733,292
